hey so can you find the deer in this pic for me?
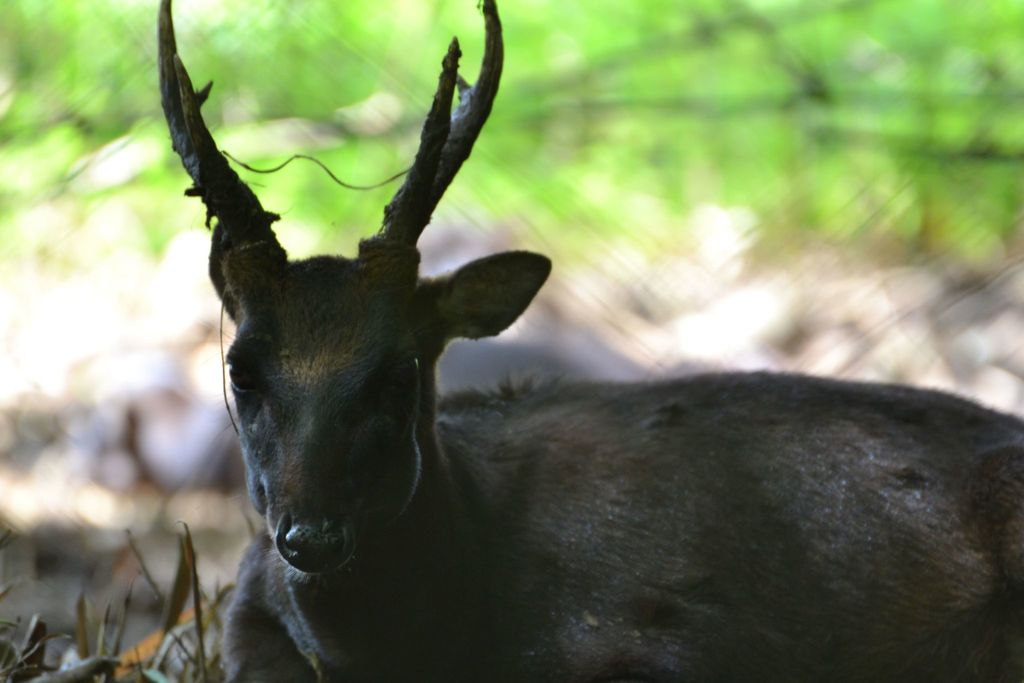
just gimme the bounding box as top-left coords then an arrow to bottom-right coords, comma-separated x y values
158,0 -> 1024,680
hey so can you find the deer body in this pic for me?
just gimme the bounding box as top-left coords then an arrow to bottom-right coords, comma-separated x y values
221,372 -> 1024,682
157,0 -> 1024,680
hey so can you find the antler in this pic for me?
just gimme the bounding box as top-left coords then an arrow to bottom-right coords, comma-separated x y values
158,0 -> 282,253
381,0 -> 503,246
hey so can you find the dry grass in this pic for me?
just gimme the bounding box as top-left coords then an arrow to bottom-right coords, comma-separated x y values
0,526 -> 231,683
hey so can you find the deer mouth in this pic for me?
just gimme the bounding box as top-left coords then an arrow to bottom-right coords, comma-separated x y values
273,513 -> 357,574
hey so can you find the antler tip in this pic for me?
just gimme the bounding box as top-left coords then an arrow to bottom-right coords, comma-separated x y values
481,0 -> 500,23
445,37 -> 462,65
381,0 -> 503,246
159,0 -> 174,32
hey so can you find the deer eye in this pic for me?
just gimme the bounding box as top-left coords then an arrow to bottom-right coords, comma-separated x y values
389,357 -> 419,392
228,363 -> 259,394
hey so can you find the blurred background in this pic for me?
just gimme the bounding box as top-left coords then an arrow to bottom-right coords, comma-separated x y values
2,0 -> 1024,668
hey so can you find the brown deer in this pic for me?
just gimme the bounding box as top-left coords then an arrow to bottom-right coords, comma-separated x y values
159,0 -> 1024,680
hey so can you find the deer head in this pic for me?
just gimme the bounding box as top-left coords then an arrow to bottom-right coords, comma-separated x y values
159,0 -> 549,574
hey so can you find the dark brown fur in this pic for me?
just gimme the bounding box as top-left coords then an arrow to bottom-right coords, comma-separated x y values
221,371 -> 1024,682
157,1 -> 1024,680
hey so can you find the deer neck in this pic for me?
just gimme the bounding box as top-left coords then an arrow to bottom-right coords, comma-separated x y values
406,363 -> 463,544
349,362 -> 467,578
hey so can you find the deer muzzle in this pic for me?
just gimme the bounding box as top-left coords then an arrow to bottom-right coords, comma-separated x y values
274,512 -> 356,574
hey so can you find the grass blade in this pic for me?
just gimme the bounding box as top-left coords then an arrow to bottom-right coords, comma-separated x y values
181,524 -> 207,683
29,655 -> 117,682
115,607 -> 194,677
20,614 -> 46,668
160,538 -> 190,635
112,582 -> 132,657
74,594 -> 90,659
142,668 -> 173,683
95,603 -> 110,657
126,530 -> 165,605
0,638 -> 18,672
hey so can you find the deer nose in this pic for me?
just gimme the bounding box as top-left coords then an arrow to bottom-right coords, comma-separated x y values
274,513 -> 354,574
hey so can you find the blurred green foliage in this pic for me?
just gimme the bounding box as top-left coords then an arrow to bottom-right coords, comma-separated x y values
1,0 -> 1023,270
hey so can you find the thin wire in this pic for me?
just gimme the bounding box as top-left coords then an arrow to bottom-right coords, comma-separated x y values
223,151 -> 409,190
220,301 -> 240,436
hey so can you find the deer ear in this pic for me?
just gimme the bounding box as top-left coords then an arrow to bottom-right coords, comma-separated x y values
416,251 -> 551,347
